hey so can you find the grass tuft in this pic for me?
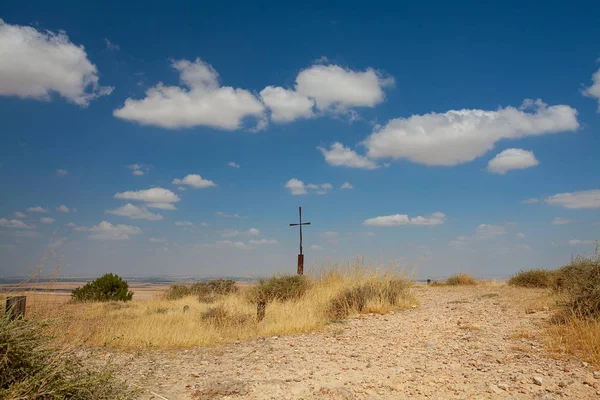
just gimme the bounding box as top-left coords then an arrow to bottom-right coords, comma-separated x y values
445,273 -> 476,286
508,269 -> 556,288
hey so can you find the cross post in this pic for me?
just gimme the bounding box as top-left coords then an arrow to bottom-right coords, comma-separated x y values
289,206 -> 311,275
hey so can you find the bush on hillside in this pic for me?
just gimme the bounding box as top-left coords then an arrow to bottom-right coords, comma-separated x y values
508,269 -> 556,288
554,249 -> 600,318
246,275 -> 310,303
0,315 -> 136,399
71,273 -> 133,302
446,273 -> 476,286
165,279 -> 239,301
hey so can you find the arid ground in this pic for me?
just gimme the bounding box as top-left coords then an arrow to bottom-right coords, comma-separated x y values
105,285 -> 600,399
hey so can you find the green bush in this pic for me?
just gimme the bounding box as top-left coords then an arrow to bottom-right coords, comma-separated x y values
327,279 -> 409,318
0,315 -> 136,399
554,250 -> 600,318
71,273 -> 133,302
165,279 -> 238,301
246,275 -> 310,303
508,269 -> 556,288
164,284 -> 191,300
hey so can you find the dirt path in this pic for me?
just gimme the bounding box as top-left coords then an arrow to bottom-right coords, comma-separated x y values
120,286 -> 599,399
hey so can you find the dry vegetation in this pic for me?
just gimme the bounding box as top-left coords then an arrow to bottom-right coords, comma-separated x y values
9,262 -> 414,350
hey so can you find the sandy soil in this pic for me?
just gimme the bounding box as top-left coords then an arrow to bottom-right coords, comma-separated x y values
114,285 -> 599,399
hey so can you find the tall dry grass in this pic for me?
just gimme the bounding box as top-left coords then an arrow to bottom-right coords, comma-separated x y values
40,262 -> 414,349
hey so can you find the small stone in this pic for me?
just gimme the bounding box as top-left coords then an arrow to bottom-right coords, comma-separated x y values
533,377 -> 543,386
584,374 -> 595,386
488,384 -> 503,394
498,383 -> 509,391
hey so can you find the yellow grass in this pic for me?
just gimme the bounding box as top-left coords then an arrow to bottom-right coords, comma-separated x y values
28,262 -> 415,349
547,316 -> 600,365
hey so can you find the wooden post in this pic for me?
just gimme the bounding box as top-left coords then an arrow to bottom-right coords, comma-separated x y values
297,254 -> 304,275
6,296 -> 26,321
257,301 -> 266,322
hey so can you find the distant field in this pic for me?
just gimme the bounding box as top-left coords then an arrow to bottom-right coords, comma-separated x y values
0,281 -> 171,300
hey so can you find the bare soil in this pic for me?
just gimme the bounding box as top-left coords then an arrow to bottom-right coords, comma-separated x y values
115,286 -> 600,399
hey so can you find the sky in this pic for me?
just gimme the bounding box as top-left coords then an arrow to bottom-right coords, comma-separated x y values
1,1 -> 599,279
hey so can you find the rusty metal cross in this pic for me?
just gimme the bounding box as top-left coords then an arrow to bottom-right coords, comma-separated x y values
289,206 -> 311,275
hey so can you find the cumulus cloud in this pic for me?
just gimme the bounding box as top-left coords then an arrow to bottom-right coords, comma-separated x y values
114,58 -> 265,130
486,148 -> 539,174
317,142 -> 378,170
146,202 -> 176,210
175,221 -> 193,226
14,212 -> 26,218
568,239 -> 597,246
56,169 -> 68,176
260,86 -> 314,122
0,19 -> 112,106
57,205 -> 69,213
87,221 -> 142,240
474,224 -> 507,239
227,161 -> 240,168
521,198 -> 540,204
340,182 -> 353,189
215,211 -> 241,218
295,64 -> 393,112
172,174 -> 216,188
114,188 -> 180,204
363,212 -> 446,227
215,240 -> 254,250
27,206 -> 48,213
149,238 -> 167,243
40,217 -> 55,224
127,164 -> 145,176
285,179 -> 334,195
545,190 -> 600,209
583,67 -> 600,111
221,228 -> 260,237
106,203 -> 163,220
552,217 -> 574,225
363,99 -> 578,166
249,239 -> 278,245
0,218 -> 33,229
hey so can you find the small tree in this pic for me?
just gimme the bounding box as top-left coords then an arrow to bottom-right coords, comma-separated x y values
71,273 -> 133,302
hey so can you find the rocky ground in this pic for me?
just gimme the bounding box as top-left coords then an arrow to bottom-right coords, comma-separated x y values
116,285 -> 599,399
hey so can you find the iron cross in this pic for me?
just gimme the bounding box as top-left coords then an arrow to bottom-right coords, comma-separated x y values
289,206 -> 311,255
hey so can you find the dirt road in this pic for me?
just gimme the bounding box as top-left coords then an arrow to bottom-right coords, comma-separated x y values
123,286 -> 599,399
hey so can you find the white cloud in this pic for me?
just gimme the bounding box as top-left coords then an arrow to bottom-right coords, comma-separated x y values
310,244 -> 324,250
568,239 -> 597,246
552,217 -> 574,225
106,203 -> 162,220
104,38 -> 120,52
114,187 -> 180,203
87,221 -> 142,240
516,232 -> 526,239
318,142 -> 378,170
14,212 -> 26,218
363,99 -> 578,166
14,231 -> 40,238
56,169 -> 68,176
127,164 -> 146,176
132,170 -> 144,176
113,58 -> 265,130
0,218 -> 33,229
57,205 -> 69,213
40,217 -> 55,224
340,182 -> 353,189
172,174 -> 216,188
295,64 -> 393,112
221,228 -> 260,237
285,178 -> 308,195
27,206 -> 48,213
175,221 -> 193,226
146,202 -> 176,210
249,239 -> 278,245
521,198 -> 540,204
215,211 -> 241,218
546,190 -> 600,209
215,240 -> 254,250
474,224 -> 507,239
0,19 -> 112,106
583,67 -> 600,111
260,86 -> 315,122
227,161 -> 240,168
486,148 -> 539,174
149,238 -> 167,243
363,212 -> 446,227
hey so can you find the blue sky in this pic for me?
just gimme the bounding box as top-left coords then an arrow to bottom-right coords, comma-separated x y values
1,1 -> 599,278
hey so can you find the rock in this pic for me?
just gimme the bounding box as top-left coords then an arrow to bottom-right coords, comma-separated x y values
498,383 -> 509,391
533,376 -> 543,386
584,374 -> 595,386
488,384 -> 503,394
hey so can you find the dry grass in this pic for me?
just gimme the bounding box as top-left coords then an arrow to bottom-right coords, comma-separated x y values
445,273 -> 477,286
547,315 -> 600,365
33,262 -> 414,349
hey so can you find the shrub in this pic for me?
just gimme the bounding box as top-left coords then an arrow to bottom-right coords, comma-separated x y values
246,275 -> 310,303
508,269 -> 556,288
164,284 -> 191,300
446,273 -> 476,286
71,273 -> 133,302
201,306 -> 249,328
191,279 -> 238,297
327,279 -> 410,318
0,315 -> 136,399
554,251 -> 600,318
